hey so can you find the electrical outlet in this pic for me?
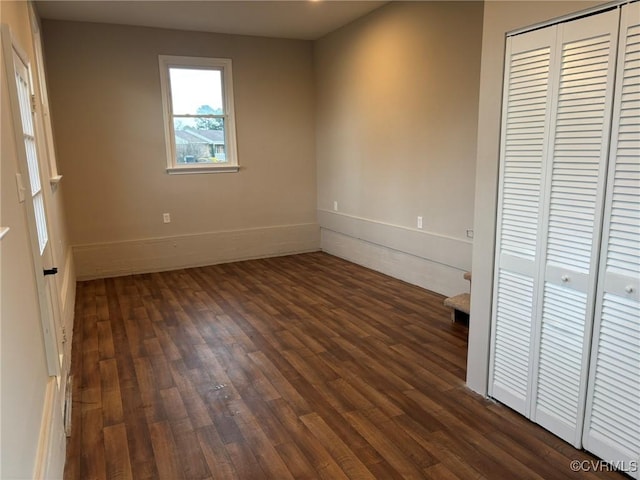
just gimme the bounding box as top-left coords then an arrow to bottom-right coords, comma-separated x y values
333,201 -> 338,211
417,216 -> 423,229
466,229 -> 474,238
163,213 -> 171,224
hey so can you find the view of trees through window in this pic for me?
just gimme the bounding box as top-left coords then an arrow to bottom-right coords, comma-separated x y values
195,105 -> 223,130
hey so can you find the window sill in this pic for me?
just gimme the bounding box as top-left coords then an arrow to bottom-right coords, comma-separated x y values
50,174 -> 63,185
166,165 -> 240,175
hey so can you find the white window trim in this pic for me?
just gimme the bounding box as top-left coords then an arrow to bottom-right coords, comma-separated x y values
158,55 -> 239,174
29,3 -> 63,184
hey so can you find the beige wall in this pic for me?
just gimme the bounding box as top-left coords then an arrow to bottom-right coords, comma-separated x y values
314,1 -> 483,296
467,0 -> 607,394
1,1 -> 74,478
42,20 -> 319,278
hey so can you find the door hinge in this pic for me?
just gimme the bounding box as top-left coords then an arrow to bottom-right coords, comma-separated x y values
62,326 -> 68,344
30,94 -> 37,113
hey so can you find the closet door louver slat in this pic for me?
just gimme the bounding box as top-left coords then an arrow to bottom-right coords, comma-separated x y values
583,5 -> 640,478
492,270 -> 536,409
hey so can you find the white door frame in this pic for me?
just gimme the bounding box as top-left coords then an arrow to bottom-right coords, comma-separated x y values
1,24 -> 60,377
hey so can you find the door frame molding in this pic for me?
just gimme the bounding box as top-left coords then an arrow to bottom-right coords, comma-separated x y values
1,24 -> 60,377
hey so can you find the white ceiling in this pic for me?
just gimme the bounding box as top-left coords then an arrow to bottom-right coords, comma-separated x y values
35,1 -> 388,40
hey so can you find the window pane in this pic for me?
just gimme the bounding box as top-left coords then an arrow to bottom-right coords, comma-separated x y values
169,67 -> 223,115
173,118 -> 227,164
24,134 -> 41,195
15,70 -> 34,136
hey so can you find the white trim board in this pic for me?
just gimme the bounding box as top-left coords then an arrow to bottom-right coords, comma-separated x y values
60,247 -> 76,379
59,246 -> 75,322
318,209 -> 472,272
32,378 -> 65,480
320,229 -> 471,298
73,223 -> 320,280
508,0 -> 631,37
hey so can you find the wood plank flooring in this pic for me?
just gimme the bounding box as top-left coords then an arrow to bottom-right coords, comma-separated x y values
65,252 -> 626,479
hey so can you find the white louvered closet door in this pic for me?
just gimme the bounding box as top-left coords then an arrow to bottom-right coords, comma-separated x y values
583,3 -> 640,477
489,26 -> 557,416
530,10 -> 619,448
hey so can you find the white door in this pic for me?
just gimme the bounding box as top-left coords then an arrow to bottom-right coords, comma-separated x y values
491,6 -> 624,449
3,28 -> 61,377
530,9 -> 619,447
489,24 -> 557,416
582,3 -> 640,478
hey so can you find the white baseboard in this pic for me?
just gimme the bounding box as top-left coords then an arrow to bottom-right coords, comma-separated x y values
73,223 -> 320,280
319,211 -> 472,297
32,378 -> 65,480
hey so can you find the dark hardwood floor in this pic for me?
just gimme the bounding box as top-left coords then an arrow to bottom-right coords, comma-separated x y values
64,252 -> 625,479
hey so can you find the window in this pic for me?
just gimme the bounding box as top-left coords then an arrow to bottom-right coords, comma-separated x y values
159,55 -> 239,173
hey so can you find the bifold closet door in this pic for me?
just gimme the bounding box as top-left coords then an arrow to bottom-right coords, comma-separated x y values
488,25 -> 557,417
490,6 -> 622,448
582,3 -> 640,478
530,10 -> 619,448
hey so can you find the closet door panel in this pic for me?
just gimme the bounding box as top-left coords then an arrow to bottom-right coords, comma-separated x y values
489,26 -> 557,415
532,10 -> 619,447
492,270 -> 536,411
583,4 -> 640,477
